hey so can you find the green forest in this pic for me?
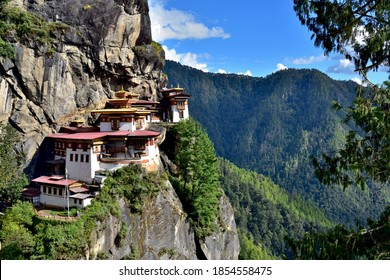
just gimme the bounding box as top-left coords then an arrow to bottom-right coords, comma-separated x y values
164,0 -> 390,259
0,164 -> 164,259
219,158 -> 332,259
1,0 -> 389,260
164,60 -> 390,228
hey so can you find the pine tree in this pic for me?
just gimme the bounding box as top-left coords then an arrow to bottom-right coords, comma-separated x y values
294,0 -> 390,189
0,123 -> 28,203
173,118 -> 221,238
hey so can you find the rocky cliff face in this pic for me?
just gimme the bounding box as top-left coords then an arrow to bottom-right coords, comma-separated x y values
89,180 -> 239,260
0,0 -> 239,260
0,0 -> 165,174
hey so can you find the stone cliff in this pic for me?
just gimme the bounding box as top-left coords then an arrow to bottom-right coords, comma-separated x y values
89,181 -> 239,260
0,0 -> 240,259
0,0 -> 165,174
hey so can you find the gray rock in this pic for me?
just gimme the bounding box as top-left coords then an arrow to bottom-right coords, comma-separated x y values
88,180 -> 239,260
200,195 -> 240,260
1,0 -> 165,173
89,180 -> 198,260
1,0 -> 240,260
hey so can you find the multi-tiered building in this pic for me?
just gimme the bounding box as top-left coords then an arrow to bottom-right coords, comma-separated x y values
26,87 -> 190,209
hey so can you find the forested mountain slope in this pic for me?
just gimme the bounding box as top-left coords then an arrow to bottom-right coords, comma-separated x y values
164,60 -> 389,226
219,158 -> 333,258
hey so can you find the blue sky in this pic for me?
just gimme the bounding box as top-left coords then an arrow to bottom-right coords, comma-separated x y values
149,0 -> 388,85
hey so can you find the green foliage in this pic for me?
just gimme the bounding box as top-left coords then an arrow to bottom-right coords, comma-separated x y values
313,81 -> 390,190
166,118 -> 222,239
164,61 -> 388,227
294,1 -> 390,190
288,206 -> 390,259
121,244 -> 140,260
219,159 -> 332,258
0,201 -> 86,260
0,37 -> 15,58
151,41 -> 165,64
0,202 -> 36,259
293,0 -> 389,74
0,164 -> 164,259
33,220 -> 86,260
288,0 -> 390,259
115,222 -> 128,248
104,165 -> 160,213
83,5 -> 92,11
0,123 -> 28,203
133,41 -> 165,68
238,232 -> 274,260
96,251 -> 109,260
0,2 -> 68,58
158,247 -> 178,259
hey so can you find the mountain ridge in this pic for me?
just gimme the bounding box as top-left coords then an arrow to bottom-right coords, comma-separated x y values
163,60 -> 389,227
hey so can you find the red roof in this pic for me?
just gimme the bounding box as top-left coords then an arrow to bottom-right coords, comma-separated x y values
22,188 -> 41,197
48,131 -> 108,140
48,130 -> 160,140
32,176 -> 78,186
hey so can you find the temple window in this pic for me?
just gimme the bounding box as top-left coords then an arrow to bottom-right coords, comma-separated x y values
132,140 -> 145,150
177,101 -> 186,110
111,119 -> 120,130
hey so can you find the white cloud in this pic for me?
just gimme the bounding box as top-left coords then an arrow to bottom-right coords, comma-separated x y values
163,46 -> 209,72
351,26 -> 369,47
351,77 -> 363,85
238,70 -> 253,76
149,0 -> 230,42
217,69 -> 227,74
275,63 -> 288,72
327,58 -> 355,74
236,70 -> 253,76
292,54 -> 327,65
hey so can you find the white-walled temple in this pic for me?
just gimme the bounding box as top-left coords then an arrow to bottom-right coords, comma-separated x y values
28,86 -> 190,209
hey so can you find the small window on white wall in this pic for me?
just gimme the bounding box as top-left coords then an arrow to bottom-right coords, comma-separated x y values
111,119 -> 120,130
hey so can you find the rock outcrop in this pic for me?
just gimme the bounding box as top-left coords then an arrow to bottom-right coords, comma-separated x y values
200,195 -> 240,260
0,0 -> 165,174
89,180 -> 239,260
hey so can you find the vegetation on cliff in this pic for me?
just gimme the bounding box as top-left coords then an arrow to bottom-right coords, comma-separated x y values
0,0 -> 67,58
0,165 -> 164,260
0,123 -> 28,204
162,118 -> 222,239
